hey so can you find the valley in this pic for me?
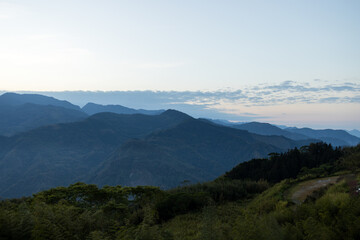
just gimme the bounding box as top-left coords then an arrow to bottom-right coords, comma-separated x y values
0,92 -> 359,198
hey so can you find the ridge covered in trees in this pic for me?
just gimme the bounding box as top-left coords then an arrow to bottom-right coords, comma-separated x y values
0,143 -> 359,239
224,142 -> 344,182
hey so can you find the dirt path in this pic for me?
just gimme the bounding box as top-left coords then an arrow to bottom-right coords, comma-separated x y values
290,176 -> 340,205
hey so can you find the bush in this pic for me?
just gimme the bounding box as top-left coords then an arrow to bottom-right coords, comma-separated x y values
156,192 -> 209,222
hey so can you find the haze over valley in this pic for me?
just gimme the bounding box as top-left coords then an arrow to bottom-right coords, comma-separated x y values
0,92 -> 359,198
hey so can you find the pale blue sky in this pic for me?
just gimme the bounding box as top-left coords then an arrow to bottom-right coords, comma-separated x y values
1,0 -> 359,90
0,0 -> 359,129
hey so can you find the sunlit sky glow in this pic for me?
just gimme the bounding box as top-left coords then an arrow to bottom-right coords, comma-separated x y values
0,0 -> 359,129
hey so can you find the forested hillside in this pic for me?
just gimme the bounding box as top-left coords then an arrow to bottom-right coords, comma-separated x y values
0,110 -> 312,198
1,143 -> 359,239
0,110 -> 191,198
224,142 -> 343,182
88,118 -> 309,189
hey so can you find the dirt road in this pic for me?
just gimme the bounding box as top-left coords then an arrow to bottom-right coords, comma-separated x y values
290,176 -> 339,204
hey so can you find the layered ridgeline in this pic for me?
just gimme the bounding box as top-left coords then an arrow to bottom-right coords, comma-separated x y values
0,92 -> 80,110
223,121 -> 360,147
285,127 -> 360,146
348,129 -> 360,138
0,109 -> 313,198
0,93 -> 87,136
82,102 -> 164,115
0,93 -> 166,136
0,110 -> 190,198
88,118 -> 313,188
0,92 -> 358,199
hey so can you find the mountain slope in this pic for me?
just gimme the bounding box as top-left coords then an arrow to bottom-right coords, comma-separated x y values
0,92 -> 80,110
348,129 -> 360,138
82,102 -> 164,115
0,110 -> 191,198
230,122 -> 309,140
286,127 -> 360,146
0,103 -> 88,136
89,119 -> 315,189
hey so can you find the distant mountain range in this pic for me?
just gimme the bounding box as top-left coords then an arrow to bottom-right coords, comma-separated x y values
229,122 -> 308,141
82,102 -> 164,115
0,110 -> 190,198
0,103 -> 88,136
88,118 -> 313,189
0,92 -> 80,110
0,108 -> 313,198
0,93 -> 87,136
0,93 -> 164,136
285,127 -> 360,146
210,121 -> 360,147
347,129 -> 360,138
0,92 -> 359,198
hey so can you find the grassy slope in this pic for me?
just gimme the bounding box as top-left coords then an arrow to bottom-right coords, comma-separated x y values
159,172 -> 360,240
118,144 -> 360,240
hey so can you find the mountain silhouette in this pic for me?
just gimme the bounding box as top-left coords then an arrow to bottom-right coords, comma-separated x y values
88,118 -> 314,189
230,122 -> 309,140
0,103 -> 88,136
285,127 -> 360,146
0,110 -> 192,198
0,92 -> 80,110
82,102 -> 164,115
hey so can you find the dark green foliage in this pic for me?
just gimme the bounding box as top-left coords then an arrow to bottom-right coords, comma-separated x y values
0,179 -> 269,239
170,179 -> 269,203
0,199 -> 33,240
338,144 -> 360,172
225,142 -> 344,182
200,204 -> 219,240
1,143 -> 359,239
156,192 -> 209,222
0,184 -> 165,240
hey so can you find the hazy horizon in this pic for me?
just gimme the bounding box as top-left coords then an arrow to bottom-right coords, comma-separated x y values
1,82 -> 359,130
1,0 -> 359,130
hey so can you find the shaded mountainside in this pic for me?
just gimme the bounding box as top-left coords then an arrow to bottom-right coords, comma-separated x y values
348,129 -> 360,138
224,121 -> 360,147
0,92 -> 80,111
286,127 -> 360,146
231,122 -> 309,141
89,119 -> 315,189
0,92 -> 87,136
0,110 -> 192,198
0,109 -> 314,198
82,102 -> 164,115
0,103 -> 88,136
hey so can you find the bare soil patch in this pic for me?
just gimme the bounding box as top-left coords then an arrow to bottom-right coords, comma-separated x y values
290,176 -> 340,204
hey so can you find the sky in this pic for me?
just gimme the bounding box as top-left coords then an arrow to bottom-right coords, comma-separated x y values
0,0 -> 359,129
